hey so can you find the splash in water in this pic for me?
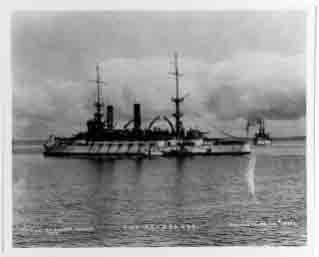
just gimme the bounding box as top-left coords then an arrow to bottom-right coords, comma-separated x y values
246,153 -> 257,202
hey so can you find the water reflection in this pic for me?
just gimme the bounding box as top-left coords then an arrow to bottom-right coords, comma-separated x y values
13,150 -> 306,246
176,157 -> 187,172
174,157 -> 186,220
86,159 -> 116,228
134,158 -> 144,173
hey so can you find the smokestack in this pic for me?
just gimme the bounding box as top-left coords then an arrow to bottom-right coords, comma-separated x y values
133,103 -> 141,130
106,105 -> 114,129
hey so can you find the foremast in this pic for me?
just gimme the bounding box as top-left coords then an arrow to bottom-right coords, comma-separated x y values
86,64 -> 107,139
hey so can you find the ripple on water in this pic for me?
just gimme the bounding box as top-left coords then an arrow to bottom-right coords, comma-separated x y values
13,143 -> 307,247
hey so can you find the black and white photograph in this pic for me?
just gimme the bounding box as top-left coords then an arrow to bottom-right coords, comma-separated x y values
8,7 -> 314,250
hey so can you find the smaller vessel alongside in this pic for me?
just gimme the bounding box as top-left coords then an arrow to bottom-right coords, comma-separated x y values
252,118 -> 272,146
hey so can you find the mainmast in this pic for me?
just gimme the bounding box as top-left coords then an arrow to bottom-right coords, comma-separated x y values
91,64 -> 106,124
170,52 -> 184,139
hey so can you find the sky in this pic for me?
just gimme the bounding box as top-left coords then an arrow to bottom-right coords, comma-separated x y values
12,11 -> 307,139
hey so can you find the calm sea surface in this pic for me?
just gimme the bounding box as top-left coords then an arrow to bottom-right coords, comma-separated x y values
13,141 -> 306,247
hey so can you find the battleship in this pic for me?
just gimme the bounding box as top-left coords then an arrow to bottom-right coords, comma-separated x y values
43,53 -> 251,157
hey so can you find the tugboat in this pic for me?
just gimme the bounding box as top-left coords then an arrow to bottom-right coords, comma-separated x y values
43,53 -> 251,157
248,118 -> 272,146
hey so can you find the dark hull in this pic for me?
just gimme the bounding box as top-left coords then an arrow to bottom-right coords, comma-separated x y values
162,151 -> 251,157
43,151 -> 251,157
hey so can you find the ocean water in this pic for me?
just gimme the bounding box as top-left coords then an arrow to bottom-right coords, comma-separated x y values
12,141 -> 306,247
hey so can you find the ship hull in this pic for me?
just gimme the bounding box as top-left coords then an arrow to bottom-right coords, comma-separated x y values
43,139 -> 251,157
43,150 -> 251,157
162,151 -> 250,157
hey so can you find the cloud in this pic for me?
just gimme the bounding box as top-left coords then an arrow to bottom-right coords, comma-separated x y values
205,52 -> 305,121
13,51 -> 305,138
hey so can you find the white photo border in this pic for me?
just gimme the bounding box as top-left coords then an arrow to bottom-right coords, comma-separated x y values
0,1 -> 317,257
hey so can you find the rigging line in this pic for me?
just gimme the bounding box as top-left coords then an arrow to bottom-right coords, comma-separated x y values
209,124 -> 239,138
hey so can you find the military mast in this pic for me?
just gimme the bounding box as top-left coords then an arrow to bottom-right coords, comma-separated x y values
170,52 -> 184,139
91,64 -> 105,124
